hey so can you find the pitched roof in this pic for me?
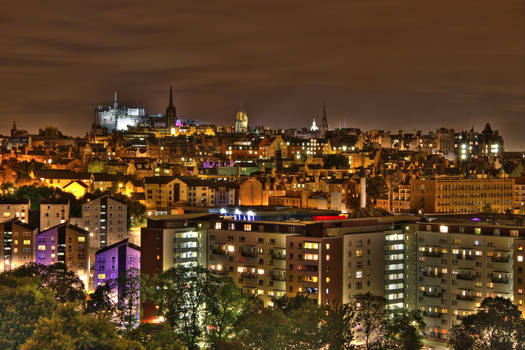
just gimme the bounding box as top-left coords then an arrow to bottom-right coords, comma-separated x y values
95,238 -> 140,255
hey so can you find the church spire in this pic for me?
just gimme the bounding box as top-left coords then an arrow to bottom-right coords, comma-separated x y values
113,90 -> 118,109
169,84 -> 174,107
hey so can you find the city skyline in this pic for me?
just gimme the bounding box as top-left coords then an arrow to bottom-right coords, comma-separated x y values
1,1 -> 524,149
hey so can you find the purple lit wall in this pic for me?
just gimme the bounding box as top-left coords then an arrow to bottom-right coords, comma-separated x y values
94,240 -> 140,289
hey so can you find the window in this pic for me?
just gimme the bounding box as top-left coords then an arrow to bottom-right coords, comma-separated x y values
439,225 -> 448,233
23,240 -> 31,245
474,228 -> 481,235
304,254 -> 318,260
97,274 -> 106,280
356,271 -> 363,279
304,242 -> 319,249
78,236 -> 85,242
38,245 -> 46,251
244,224 -> 251,231
518,256 -> 524,263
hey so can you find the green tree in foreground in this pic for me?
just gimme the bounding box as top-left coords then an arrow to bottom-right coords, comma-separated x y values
0,275 -> 56,350
383,310 -> 425,350
449,297 -> 525,350
21,303 -> 144,350
126,323 -> 185,350
6,262 -> 86,302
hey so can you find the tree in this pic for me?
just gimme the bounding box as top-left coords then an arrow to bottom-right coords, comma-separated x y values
383,310 -> 425,350
149,266 -> 211,350
114,268 -> 143,333
235,299 -> 291,350
324,154 -> 348,169
7,263 -> 86,302
204,275 -> 247,346
0,274 -> 57,350
366,176 -> 388,203
21,303 -> 144,350
86,282 -> 115,316
449,297 -> 525,350
126,323 -> 185,350
344,293 -> 388,350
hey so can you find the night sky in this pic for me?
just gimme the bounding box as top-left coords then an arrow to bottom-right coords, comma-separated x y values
1,1 -> 524,149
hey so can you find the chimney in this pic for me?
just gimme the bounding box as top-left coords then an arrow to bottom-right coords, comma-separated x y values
359,168 -> 366,208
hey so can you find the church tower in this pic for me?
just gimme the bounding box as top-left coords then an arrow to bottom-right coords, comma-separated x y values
165,85 -> 176,128
235,107 -> 248,133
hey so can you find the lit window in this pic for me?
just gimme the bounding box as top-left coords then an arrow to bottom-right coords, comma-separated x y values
304,242 -> 319,249
439,225 -> 448,233
98,274 -> 106,280
518,256 -> 524,263
304,254 -> 318,260
38,245 -> 46,251
227,245 -> 235,252
78,237 -> 85,242
326,254 -> 330,261
356,250 -> 363,257
356,271 -> 363,278
23,240 -> 31,245
244,224 -> 251,231
257,269 -> 264,275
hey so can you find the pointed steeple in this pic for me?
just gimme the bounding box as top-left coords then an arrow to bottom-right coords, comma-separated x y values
166,84 -> 177,128
113,90 -> 118,109
169,84 -> 174,108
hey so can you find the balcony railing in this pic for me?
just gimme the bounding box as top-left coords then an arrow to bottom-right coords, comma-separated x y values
241,272 -> 257,279
457,294 -> 476,301
423,251 -> 442,257
271,253 -> 286,260
456,274 -> 476,281
456,254 -> 475,260
422,291 -> 441,298
492,256 -> 510,263
491,277 -> 509,284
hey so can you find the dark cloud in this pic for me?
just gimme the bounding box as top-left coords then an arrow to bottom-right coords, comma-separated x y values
0,0 -> 523,149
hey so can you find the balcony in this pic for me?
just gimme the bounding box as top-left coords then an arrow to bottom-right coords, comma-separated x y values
423,311 -> 443,318
271,252 -> 286,260
422,291 -> 442,298
456,254 -> 475,260
423,251 -> 442,258
492,256 -> 510,263
422,271 -> 444,278
270,273 -> 286,281
457,294 -> 476,301
456,274 -> 476,281
491,277 -> 509,284
241,271 -> 257,279
211,249 -> 227,256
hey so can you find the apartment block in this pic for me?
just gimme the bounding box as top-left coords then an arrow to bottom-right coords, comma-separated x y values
40,198 -> 70,231
411,176 -> 514,214
94,239 -> 140,289
141,213 -> 217,322
0,198 -> 30,223
0,219 -> 38,272
71,195 -> 127,249
415,221 -> 521,339
208,219 -> 302,306
35,223 -> 90,290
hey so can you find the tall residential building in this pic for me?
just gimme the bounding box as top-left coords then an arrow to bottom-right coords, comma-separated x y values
94,239 -> 140,289
35,223 -> 90,289
0,198 -> 30,223
141,213 -> 217,322
411,175 -> 514,214
0,219 -> 38,272
40,198 -> 70,231
72,195 -> 127,249
415,220 -> 522,339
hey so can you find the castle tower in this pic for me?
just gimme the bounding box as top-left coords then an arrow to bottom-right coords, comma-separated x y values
165,85 -> 177,129
235,107 -> 248,133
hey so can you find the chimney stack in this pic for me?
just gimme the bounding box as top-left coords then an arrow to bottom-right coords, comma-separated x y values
359,168 -> 366,208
